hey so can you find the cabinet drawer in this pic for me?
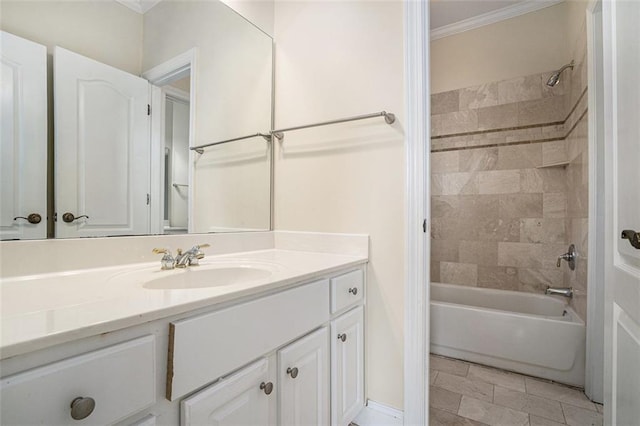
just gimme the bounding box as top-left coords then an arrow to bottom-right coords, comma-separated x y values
331,270 -> 363,313
168,280 -> 330,400
0,335 -> 156,425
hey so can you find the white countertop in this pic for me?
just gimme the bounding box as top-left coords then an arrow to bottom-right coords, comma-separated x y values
0,249 -> 367,359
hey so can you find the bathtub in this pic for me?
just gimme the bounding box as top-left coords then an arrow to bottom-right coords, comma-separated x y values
430,282 -> 585,387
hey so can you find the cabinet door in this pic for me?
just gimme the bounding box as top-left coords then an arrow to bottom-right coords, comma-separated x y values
331,306 -> 364,426
181,358 -> 276,426
278,327 -> 329,426
0,31 -> 47,240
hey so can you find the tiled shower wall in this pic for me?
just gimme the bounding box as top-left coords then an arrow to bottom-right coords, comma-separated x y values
430,29 -> 589,319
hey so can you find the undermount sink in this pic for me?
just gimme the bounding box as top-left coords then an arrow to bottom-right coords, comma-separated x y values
143,266 -> 273,290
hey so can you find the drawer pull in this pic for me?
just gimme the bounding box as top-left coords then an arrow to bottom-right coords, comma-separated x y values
348,287 -> 358,295
338,333 -> 347,342
259,382 -> 274,395
70,396 -> 96,420
286,367 -> 299,378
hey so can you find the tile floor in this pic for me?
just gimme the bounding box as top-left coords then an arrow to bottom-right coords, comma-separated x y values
429,354 -> 604,426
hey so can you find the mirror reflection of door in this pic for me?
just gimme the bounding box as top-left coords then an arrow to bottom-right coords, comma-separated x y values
163,81 -> 190,234
0,31 -> 47,240
54,47 -> 151,239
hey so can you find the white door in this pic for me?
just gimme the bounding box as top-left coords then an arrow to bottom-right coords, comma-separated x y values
0,31 -> 47,240
331,307 -> 364,426
54,47 -> 150,238
181,358 -> 276,426
278,327 -> 330,426
602,1 -> 640,424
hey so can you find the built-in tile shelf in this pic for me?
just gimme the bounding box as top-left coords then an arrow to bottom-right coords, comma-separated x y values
537,160 -> 570,169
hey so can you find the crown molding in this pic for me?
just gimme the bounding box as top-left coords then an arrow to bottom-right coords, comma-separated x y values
430,0 -> 565,41
114,0 -> 162,14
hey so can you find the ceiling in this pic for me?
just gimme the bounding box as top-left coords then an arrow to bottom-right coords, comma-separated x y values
430,0 -> 530,29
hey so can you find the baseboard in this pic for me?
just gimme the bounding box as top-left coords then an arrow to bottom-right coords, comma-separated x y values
353,399 -> 404,425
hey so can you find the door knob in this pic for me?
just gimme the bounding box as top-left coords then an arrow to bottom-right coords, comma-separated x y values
286,367 -> 299,378
348,287 -> 358,295
621,230 -> 640,249
338,333 -> 347,342
62,213 -> 89,223
13,213 -> 42,224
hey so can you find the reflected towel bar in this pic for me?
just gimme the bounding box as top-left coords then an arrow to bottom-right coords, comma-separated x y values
270,111 -> 395,140
191,132 -> 271,154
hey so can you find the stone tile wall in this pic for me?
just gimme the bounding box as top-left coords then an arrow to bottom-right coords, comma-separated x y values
430,39 -> 589,320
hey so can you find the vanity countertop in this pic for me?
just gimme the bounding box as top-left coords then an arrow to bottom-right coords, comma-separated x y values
0,249 -> 367,359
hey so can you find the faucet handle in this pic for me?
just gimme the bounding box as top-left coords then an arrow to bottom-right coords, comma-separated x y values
152,248 -> 175,270
195,244 -> 210,250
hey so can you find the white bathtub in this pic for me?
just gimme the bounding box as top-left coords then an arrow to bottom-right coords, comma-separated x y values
430,282 -> 585,387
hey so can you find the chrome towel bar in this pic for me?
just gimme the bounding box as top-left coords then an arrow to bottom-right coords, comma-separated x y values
190,110 -> 396,152
271,110 -> 395,140
190,132 -> 271,154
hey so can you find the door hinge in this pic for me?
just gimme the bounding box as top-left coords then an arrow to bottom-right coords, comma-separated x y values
147,104 -> 151,115
423,219 -> 427,233
146,194 -> 150,205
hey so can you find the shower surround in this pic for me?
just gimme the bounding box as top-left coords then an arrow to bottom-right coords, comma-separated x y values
430,40 -> 589,320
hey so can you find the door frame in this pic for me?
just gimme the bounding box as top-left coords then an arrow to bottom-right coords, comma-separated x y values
143,48 -> 198,234
403,1 -> 430,424
585,0 -> 605,404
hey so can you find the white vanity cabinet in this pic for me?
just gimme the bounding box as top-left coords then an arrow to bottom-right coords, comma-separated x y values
172,268 -> 365,426
0,265 -> 366,426
278,327 -> 330,425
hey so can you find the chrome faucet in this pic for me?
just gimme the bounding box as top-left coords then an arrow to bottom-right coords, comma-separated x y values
545,286 -> 573,298
175,244 -> 210,268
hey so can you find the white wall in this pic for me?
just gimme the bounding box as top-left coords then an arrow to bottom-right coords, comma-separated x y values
273,0 -> 405,410
143,0 -> 273,233
0,0 -> 142,75
431,2 -> 571,94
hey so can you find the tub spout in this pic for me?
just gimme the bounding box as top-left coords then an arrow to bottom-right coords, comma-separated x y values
545,286 -> 573,298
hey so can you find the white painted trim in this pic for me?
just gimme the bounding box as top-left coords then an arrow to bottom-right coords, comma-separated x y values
163,86 -> 190,103
404,1 -> 430,425
143,48 -> 198,234
366,400 -> 404,419
114,0 -> 162,15
430,0 -> 564,40
585,0 -> 605,404
600,0 -> 615,422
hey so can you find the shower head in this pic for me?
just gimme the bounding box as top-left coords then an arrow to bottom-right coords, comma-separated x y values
546,60 -> 575,87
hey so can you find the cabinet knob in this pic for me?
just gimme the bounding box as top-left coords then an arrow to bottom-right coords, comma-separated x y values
260,381 -> 273,395
70,396 -> 96,420
338,333 -> 347,342
286,367 -> 299,378
348,287 -> 358,295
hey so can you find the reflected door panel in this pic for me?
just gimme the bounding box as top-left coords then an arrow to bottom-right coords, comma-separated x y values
0,31 -> 47,240
54,47 -> 150,238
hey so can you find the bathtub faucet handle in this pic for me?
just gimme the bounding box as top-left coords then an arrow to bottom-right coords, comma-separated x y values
556,244 -> 576,270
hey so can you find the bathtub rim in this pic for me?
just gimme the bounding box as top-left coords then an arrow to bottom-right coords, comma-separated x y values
430,282 -> 585,325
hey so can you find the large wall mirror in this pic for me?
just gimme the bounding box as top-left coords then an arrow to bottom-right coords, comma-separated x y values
0,0 -> 273,240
